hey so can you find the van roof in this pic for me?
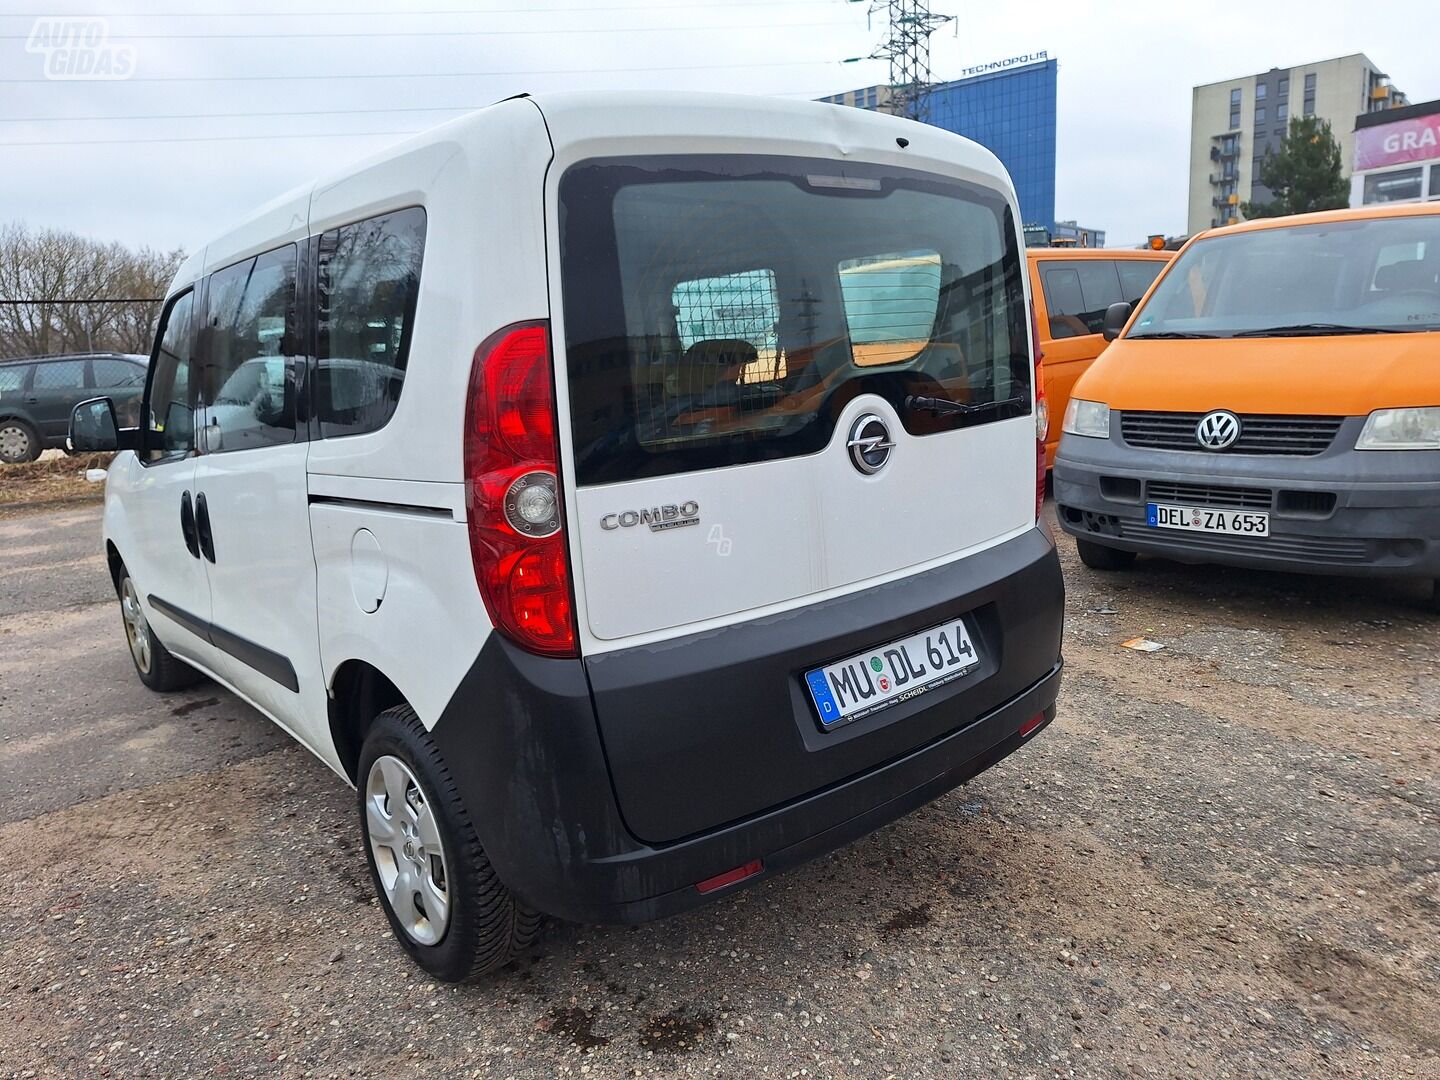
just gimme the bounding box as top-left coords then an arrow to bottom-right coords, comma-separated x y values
175,91 -> 1016,292
1194,201 -> 1438,242
1026,248 -> 1171,261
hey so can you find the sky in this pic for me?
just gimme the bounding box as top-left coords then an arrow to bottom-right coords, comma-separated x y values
2,0 -> 1437,260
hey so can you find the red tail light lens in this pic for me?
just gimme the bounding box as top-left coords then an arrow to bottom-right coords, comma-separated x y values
464,321 -> 577,657
1030,300 -> 1047,522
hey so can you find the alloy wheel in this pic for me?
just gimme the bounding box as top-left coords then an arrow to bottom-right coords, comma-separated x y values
120,577 -> 153,674
364,754 -> 452,946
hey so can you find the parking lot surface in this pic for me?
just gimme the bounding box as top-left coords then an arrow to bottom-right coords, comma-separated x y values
1,503 -> 1435,1079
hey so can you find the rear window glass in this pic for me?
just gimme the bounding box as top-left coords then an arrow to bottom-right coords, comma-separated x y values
559,155 -> 1029,486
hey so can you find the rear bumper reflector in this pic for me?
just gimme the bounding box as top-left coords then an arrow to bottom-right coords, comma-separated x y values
1018,711 -> 1046,738
695,859 -> 764,895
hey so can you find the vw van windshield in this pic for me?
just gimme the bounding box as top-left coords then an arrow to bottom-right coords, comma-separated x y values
1129,213 -> 1440,339
558,155 -> 1030,486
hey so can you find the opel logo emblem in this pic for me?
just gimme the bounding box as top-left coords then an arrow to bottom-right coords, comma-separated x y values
847,413 -> 894,474
1195,410 -> 1241,451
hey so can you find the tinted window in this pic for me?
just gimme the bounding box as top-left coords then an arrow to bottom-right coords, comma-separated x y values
315,207 -> 426,439
147,291 -> 198,458
1116,260 -> 1166,306
33,359 -> 86,390
0,365 -> 31,394
199,246 -> 297,453
1040,260 -> 1123,338
560,155 -> 1029,485
93,358 -> 146,388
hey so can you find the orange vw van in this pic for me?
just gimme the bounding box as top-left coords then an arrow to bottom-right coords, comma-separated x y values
1030,248 -> 1172,467
1054,203 -> 1439,608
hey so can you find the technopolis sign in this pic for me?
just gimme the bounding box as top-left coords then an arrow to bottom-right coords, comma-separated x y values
959,51 -> 1051,78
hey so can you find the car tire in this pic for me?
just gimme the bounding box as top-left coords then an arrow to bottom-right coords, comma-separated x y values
358,704 -> 544,982
1076,539 -> 1137,571
117,568 -> 204,692
0,419 -> 40,464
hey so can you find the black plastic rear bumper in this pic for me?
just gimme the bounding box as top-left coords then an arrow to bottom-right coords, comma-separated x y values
431,527 -> 1063,924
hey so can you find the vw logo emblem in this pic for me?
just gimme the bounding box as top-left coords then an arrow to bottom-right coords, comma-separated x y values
847,413 -> 894,474
1195,410 -> 1241,451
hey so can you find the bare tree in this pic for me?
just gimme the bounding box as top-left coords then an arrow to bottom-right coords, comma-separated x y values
0,221 -> 184,359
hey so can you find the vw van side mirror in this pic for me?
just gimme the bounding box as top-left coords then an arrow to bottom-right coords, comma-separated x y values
69,397 -> 140,453
1102,302 -> 1132,342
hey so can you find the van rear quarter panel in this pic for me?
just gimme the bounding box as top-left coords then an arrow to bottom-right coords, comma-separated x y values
303,98 -> 555,728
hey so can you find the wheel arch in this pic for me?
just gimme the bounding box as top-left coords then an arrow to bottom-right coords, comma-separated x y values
328,659 -> 409,784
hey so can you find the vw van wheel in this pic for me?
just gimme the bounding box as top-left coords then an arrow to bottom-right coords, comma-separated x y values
0,421 -> 39,464
358,705 -> 544,981
118,569 -> 203,692
1076,539 -> 1137,572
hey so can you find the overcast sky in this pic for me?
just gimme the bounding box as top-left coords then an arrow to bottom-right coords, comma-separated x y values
3,0 -> 1436,261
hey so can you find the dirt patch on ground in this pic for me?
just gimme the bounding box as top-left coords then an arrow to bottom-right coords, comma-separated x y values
0,452 -> 112,510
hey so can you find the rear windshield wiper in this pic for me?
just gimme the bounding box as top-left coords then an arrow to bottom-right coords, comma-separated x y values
1124,331 -> 1223,340
904,394 -> 1028,416
1229,323 -> 1407,337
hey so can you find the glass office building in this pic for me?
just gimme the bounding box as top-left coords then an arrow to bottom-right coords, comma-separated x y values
819,59 -> 1059,232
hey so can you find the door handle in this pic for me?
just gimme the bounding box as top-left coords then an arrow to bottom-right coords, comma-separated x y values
180,491 -> 200,559
194,492 -> 216,564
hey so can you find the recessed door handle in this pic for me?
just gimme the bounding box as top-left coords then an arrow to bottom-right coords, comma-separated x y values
180,491 -> 200,559
195,492 -> 216,564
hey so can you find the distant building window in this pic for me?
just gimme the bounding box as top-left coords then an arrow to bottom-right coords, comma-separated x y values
1256,83 -> 1267,100
1363,168 -> 1423,205
1277,103 -> 1287,121
1229,108 -> 1240,130
1278,77 -> 1289,96
1255,106 -> 1266,124
1230,87 -> 1242,105
1304,73 -> 1317,91
1303,96 -> 1315,117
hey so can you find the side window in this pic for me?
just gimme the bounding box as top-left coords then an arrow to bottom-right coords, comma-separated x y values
33,359 -> 87,390
146,290 -> 198,460
1116,260 -> 1166,307
0,365 -> 33,395
93,358 -> 147,388
1040,260 -> 1123,338
198,245 -> 297,453
315,207 -> 426,439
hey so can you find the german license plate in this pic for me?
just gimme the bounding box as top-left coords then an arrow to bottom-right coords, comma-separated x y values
805,618 -> 979,729
1147,502 -> 1270,536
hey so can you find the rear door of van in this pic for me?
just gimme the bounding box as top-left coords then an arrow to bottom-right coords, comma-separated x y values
546,134 -> 1044,842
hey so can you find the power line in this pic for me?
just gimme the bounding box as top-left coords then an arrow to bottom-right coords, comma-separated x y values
0,130 -> 416,148
7,19 -> 855,41
0,57 -> 854,85
3,0 -> 836,15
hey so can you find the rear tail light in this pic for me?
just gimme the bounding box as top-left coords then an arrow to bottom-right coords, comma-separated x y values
464,321 -> 577,657
1030,300 -> 1047,522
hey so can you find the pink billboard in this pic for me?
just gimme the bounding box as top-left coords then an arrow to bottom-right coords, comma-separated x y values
1355,113 -> 1440,171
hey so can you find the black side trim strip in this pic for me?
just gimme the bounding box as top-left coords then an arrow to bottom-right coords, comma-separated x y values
307,493 -> 454,519
147,594 -> 300,693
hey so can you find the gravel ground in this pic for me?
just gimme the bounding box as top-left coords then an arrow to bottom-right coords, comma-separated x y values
0,504 -> 1435,1079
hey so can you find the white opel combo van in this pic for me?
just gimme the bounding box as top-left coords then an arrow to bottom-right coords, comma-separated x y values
72,92 -> 1065,981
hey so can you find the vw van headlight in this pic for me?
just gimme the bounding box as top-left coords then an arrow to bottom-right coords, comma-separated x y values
1062,399 -> 1110,439
1356,407 -> 1440,450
